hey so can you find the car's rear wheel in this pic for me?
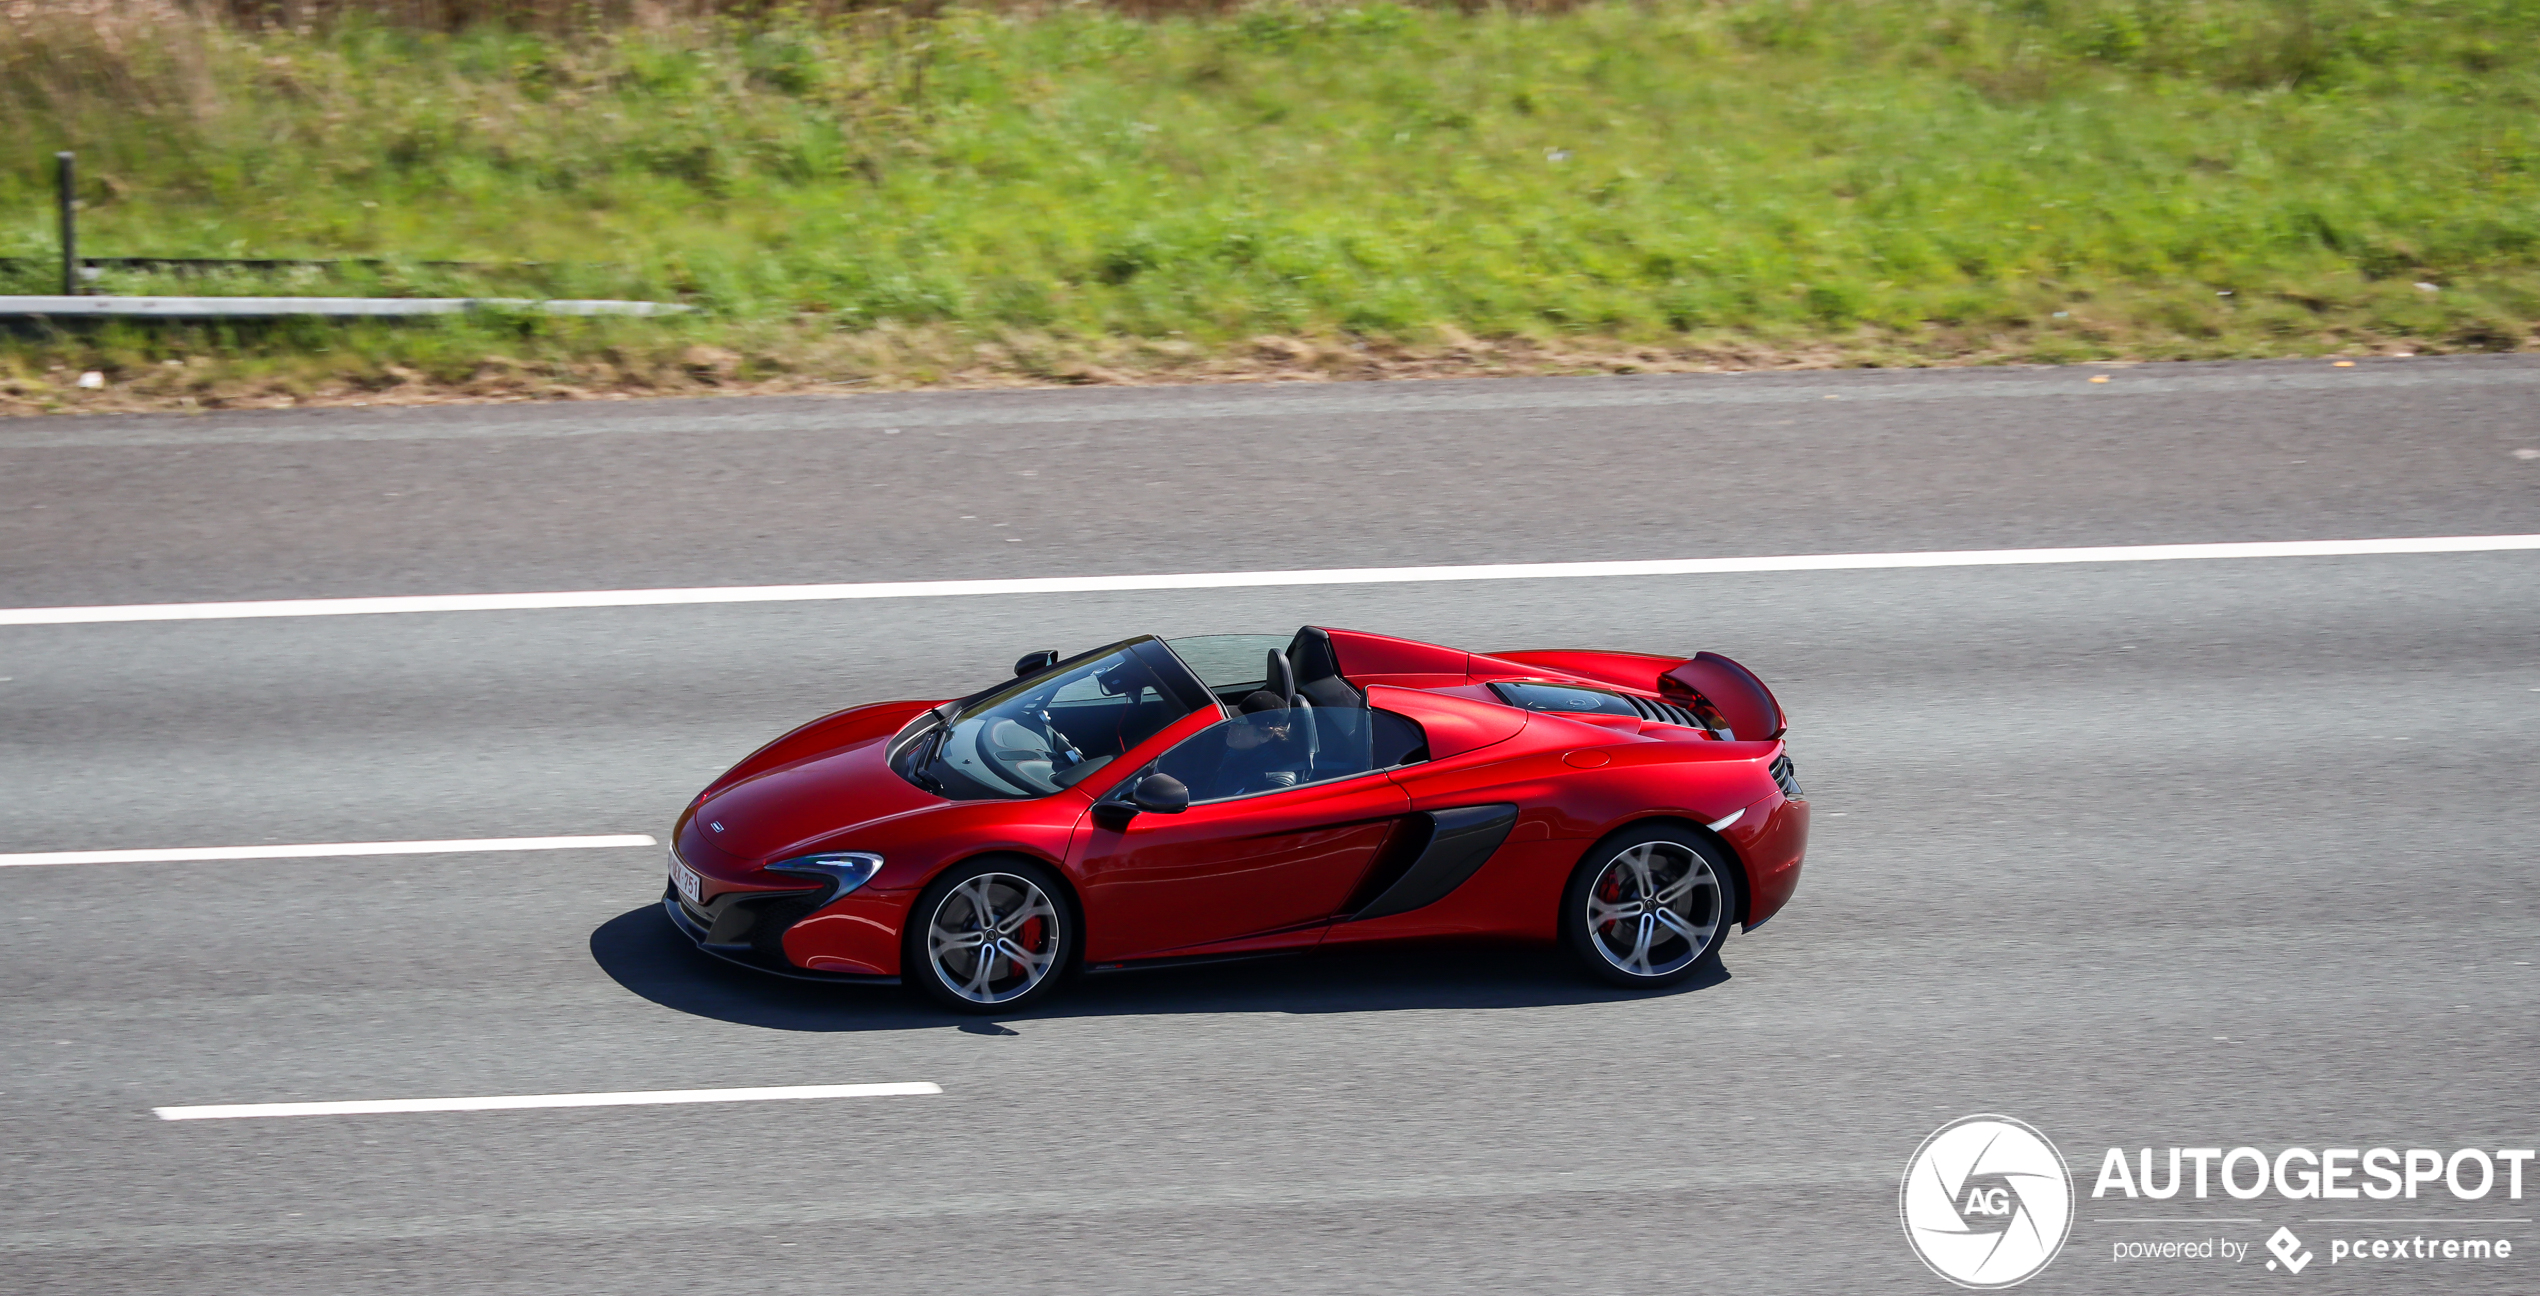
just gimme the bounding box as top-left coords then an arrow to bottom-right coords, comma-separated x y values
905,858 -> 1076,1013
1559,823 -> 1740,988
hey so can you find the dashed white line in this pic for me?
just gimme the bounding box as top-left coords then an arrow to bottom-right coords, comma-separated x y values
154,1081 -> 942,1121
4,535 -> 2536,626
0,834 -> 656,869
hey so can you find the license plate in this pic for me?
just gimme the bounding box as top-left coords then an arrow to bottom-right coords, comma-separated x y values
668,852 -> 704,905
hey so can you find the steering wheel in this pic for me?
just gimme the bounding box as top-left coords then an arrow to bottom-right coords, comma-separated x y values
977,718 -> 1059,790
982,699 -> 1089,790
986,718 -> 1054,764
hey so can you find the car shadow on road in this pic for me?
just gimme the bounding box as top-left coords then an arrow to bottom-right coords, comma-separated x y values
588,906 -> 1729,1033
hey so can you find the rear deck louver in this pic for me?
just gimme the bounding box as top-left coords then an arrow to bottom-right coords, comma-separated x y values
1622,693 -> 1713,732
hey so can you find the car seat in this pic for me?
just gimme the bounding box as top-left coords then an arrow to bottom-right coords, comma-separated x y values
1237,648 -> 1299,714
1286,627 -> 1363,708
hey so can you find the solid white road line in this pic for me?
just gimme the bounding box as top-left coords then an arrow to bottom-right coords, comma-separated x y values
154,1081 -> 942,1121
0,834 -> 656,869
4,535 -> 2537,627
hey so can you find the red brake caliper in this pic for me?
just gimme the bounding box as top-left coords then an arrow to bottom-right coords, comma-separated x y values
1013,916 -> 1044,976
1595,871 -> 1623,935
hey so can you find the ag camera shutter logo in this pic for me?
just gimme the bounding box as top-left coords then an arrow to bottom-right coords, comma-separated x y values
1901,1114 -> 2076,1288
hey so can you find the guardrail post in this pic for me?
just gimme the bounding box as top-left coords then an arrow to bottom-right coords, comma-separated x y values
57,152 -> 78,296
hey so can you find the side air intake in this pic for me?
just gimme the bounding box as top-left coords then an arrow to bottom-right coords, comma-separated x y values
1349,804 -> 1519,922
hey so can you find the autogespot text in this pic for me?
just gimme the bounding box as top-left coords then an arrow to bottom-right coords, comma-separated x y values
2092,1146 -> 2534,1200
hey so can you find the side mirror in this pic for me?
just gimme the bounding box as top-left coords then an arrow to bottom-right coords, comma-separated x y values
1091,771 -> 1187,830
1013,649 -> 1060,677
1130,772 -> 1190,815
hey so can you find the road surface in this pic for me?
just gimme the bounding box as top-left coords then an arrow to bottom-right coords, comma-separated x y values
4,357 -> 2536,1293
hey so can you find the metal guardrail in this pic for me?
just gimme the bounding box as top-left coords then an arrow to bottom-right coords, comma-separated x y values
0,257 -> 528,278
22,152 -> 678,321
0,296 -> 689,319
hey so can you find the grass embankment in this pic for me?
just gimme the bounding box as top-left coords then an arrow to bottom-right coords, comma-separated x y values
4,0 -> 2538,413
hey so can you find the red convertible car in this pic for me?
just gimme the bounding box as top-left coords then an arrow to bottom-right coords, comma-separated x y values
664,627 -> 1808,1012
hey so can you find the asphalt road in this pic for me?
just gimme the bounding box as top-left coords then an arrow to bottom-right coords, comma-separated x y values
3,356 -> 2537,1294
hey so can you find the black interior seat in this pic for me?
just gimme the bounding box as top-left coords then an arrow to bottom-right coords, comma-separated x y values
1236,649 -> 1297,714
1285,626 -> 1362,708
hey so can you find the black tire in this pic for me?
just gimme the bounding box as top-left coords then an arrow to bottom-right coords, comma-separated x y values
1558,822 -> 1742,989
903,857 -> 1078,1014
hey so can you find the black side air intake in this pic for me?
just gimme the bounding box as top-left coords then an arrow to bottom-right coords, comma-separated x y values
1349,804 -> 1519,921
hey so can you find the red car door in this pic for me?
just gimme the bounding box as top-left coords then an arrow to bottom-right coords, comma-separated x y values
1075,774 -> 1411,961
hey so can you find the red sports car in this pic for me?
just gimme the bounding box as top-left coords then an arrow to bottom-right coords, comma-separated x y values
664,627 -> 1808,1012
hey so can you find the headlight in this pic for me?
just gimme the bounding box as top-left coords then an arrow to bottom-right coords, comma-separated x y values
765,852 -> 885,904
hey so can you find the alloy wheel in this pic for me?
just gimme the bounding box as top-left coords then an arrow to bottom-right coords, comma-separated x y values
1583,841 -> 1723,978
925,872 -> 1062,1005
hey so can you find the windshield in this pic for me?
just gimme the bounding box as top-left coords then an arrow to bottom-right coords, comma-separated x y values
1162,634 -> 1293,697
895,638 -> 1213,800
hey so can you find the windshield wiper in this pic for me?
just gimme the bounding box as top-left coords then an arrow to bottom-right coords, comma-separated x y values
900,722 -> 950,794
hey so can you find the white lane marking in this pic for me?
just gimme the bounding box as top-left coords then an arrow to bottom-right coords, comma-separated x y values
5,535 -> 2537,626
0,834 -> 656,869
154,1081 -> 941,1121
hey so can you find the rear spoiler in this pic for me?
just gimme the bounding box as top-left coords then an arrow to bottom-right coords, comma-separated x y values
1661,652 -> 1786,742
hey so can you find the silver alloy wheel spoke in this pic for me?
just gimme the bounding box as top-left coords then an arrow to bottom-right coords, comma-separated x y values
1651,906 -> 1708,944
1625,914 -> 1659,973
997,892 -> 1055,935
928,872 -> 1063,1004
958,878 -> 998,927
1654,872 -> 1716,906
1619,844 -> 1658,898
1587,896 -> 1643,926
995,936 -> 1052,979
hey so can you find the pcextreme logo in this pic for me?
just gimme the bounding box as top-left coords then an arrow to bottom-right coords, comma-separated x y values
1900,1114 -> 2076,1289
2266,1227 -> 2314,1274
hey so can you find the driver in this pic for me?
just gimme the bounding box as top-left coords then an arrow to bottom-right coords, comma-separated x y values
1217,710 -> 1309,793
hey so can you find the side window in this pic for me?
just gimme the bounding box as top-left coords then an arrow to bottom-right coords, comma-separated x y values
1148,707 -> 1377,803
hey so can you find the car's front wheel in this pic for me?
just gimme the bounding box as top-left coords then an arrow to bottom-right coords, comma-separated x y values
904,858 -> 1077,1013
1559,824 -> 1741,989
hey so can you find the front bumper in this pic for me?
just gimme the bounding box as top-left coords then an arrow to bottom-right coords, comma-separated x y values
661,885 -> 899,985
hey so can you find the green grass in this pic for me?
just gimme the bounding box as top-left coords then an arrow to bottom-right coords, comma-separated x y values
5,0 -> 2539,408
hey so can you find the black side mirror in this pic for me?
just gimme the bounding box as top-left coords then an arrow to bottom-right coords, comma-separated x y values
1013,649 -> 1060,677
1092,771 -> 1187,830
1130,772 -> 1190,814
